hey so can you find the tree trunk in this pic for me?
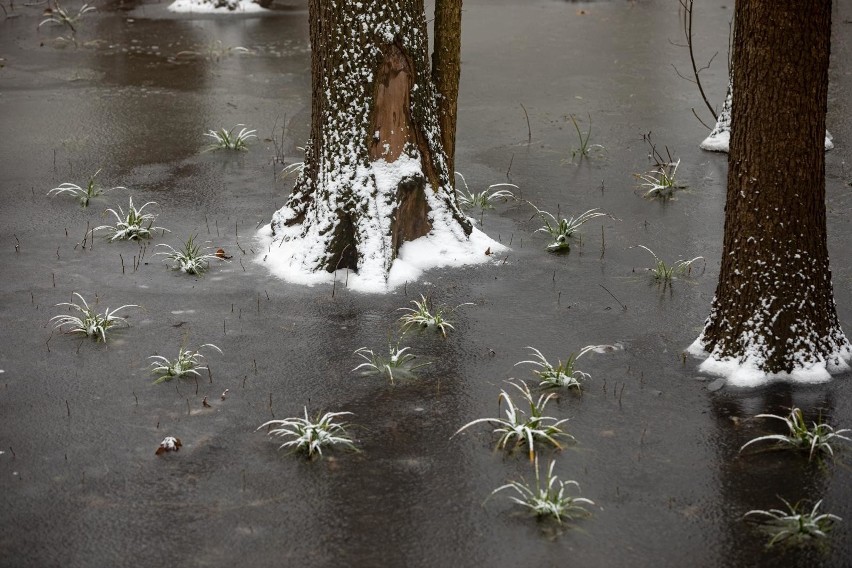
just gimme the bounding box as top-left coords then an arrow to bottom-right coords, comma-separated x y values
693,0 -> 851,380
700,79 -> 834,153
432,0 -> 463,183
271,0 -> 471,276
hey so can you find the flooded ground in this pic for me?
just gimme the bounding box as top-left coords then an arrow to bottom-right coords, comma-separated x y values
1,0 -> 852,566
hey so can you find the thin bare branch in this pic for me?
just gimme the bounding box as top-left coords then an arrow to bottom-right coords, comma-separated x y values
674,0 -> 717,122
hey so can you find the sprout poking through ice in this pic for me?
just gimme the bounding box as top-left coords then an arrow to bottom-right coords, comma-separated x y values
352,341 -> 430,384
398,294 -> 470,337
740,407 -> 851,461
47,168 -> 125,207
490,457 -> 594,524
95,197 -> 167,242
155,235 -> 222,275
744,498 -> 841,547
38,1 -> 96,33
516,346 -> 594,391
49,292 -> 137,342
633,245 -> 704,284
204,124 -> 257,151
149,344 -> 222,384
156,436 -> 182,455
454,172 -> 517,212
258,408 -> 357,458
635,159 -> 684,200
531,204 -> 607,253
453,380 -> 574,462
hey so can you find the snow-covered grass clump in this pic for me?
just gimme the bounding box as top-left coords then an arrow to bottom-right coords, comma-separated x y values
739,407 -> 851,461
455,172 -> 516,212
258,154 -> 506,294
95,197 -> 167,242
489,457 -> 594,525
47,169 -> 125,208
149,344 -> 222,384
50,293 -> 136,343
532,205 -> 606,253
352,342 -> 429,384
258,408 -> 357,458
168,0 -> 266,13
515,346 -> 594,391
744,499 -> 841,547
453,380 -> 574,462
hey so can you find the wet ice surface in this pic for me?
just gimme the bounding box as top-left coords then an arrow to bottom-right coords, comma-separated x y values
1,0 -> 852,566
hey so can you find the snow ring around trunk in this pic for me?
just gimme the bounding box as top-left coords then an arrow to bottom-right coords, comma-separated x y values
687,335 -> 852,387
255,224 -> 506,294
700,130 -> 834,153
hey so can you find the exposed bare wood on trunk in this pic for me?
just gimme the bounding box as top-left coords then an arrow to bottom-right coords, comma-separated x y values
370,44 -> 415,163
698,0 -> 849,373
369,43 -> 433,252
391,176 -> 431,257
431,0 -> 462,184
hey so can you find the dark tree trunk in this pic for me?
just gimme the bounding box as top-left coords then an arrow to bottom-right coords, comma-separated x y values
271,0 -> 471,276
694,0 -> 850,378
431,0 -> 462,183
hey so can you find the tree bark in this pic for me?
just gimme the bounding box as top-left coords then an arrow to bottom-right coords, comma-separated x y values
432,0 -> 463,183
695,0 -> 850,377
271,0 -> 471,276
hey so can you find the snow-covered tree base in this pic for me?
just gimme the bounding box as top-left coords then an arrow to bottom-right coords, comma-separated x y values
257,223 -> 503,293
259,153 -> 504,294
257,230 -> 504,294
701,131 -> 835,153
688,332 -> 852,387
699,81 -> 834,153
168,0 -> 267,13
257,2 -> 494,294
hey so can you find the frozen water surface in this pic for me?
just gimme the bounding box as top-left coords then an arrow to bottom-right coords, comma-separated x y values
1,1 -> 851,567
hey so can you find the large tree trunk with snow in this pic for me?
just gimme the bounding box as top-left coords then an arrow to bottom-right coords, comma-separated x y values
693,0 -> 851,381
431,0 -> 463,183
271,0 -> 471,277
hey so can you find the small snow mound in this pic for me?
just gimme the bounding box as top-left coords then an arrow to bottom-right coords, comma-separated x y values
168,0 -> 267,13
699,131 -> 730,153
687,336 -> 851,388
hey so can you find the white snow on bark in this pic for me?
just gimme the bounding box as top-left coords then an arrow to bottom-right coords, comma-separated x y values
700,80 -> 834,152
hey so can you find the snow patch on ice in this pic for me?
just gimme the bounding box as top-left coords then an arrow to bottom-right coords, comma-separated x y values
687,335 -> 852,388
700,131 -> 730,153
167,0 -> 267,14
